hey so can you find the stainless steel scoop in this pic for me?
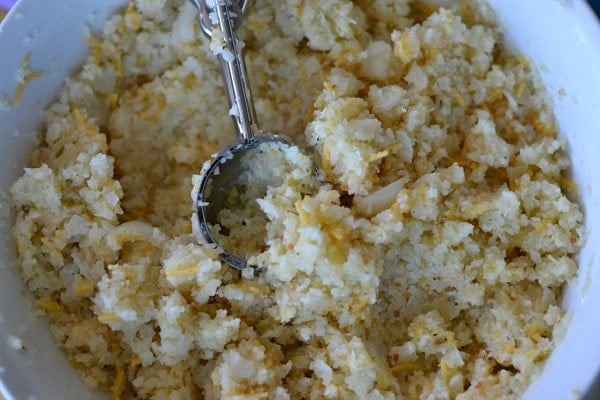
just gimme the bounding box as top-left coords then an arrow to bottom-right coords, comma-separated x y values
190,0 -> 293,270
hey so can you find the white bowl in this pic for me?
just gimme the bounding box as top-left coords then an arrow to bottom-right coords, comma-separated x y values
0,1 -> 599,399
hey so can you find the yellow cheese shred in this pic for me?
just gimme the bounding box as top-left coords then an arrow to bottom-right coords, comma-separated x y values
111,368 -> 126,400
73,280 -> 96,297
390,362 -> 418,372
35,298 -> 62,314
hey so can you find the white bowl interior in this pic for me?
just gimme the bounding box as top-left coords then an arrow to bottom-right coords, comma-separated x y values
0,1 -> 599,399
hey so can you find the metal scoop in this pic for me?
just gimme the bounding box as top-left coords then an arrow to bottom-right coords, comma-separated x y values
190,0 -> 293,270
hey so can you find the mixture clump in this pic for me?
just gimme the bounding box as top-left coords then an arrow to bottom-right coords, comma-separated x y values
10,0 -> 583,399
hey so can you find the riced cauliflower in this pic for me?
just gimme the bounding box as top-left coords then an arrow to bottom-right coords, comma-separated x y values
10,0 -> 583,399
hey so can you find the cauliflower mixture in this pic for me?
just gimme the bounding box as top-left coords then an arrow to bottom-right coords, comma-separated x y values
10,0 -> 583,399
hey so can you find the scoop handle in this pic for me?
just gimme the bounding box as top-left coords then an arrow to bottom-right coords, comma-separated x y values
214,1 -> 257,141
